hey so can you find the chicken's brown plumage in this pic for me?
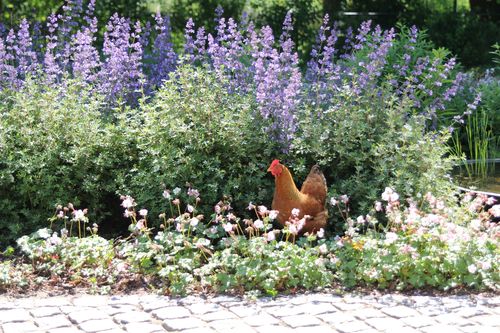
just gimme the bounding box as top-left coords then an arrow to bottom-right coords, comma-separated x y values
267,160 -> 327,234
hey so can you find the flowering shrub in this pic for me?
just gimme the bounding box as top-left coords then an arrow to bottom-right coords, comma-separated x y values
0,1 -> 489,244
329,189 -> 499,291
1,188 -> 498,296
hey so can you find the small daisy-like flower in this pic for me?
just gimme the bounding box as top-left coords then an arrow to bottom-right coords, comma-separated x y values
190,217 -> 199,227
467,264 -> 477,274
73,209 -> 85,220
254,219 -> 264,229
339,195 -> 349,204
268,210 -> 279,220
223,223 -> 233,233
258,205 -> 268,215
139,209 -> 148,217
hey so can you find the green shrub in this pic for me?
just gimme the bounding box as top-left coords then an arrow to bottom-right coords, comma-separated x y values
123,65 -> 279,223
0,78 -> 131,246
292,83 -> 457,223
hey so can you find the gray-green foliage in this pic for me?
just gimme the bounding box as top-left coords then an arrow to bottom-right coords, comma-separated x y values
0,78 -> 129,246
124,66 -> 278,221
293,83 -> 457,219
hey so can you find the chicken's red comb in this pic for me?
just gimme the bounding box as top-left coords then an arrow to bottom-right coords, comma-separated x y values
270,159 -> 280,168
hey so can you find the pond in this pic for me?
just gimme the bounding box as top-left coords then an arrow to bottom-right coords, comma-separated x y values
453,159 -> 500,197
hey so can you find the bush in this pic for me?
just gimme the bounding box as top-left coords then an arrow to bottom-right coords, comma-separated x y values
122,65 -> 279,222
0,77 -> 131,246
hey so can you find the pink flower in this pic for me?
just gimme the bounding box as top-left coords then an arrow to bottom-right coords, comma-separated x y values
268,210 -> 279,220
356,215 -> 366,224
267,231 -> 276,242
291,208 -> 300,217
247,202 -> 256,210
317,228 -> 325,238
139,209 -> 148,217
375,201 -> 383,212
214,205 -> 221,214
384,232 -> 398,245
162,190 -> 171,199
486,197 -> 497,206
187,204 -> 194,213
172,199 -> 180,206
340,195 -> 349,204
318,243 -> 328,254
330,197 -> 338,206
190,217 -> 199,227
467,264 -> 477,274
489,204 -> 500,217
254,219 -> 264,229
121,196 -> 135,209
223,223 -> 233,232
258,205 -> 268,215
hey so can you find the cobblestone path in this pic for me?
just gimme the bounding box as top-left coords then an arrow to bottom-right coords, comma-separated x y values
0,292 -> 498,333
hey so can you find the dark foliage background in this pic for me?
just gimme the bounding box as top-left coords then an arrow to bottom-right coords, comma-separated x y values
1,0 -> 499,68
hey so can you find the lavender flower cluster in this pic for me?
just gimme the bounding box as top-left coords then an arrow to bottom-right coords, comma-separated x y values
0,0 -> 474,148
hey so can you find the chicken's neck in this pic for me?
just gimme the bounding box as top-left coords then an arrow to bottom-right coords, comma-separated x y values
275,167 -> 302,200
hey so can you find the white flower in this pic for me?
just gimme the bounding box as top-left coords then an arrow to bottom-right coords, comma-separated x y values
227,213 -> 237,221
288,225 -> 298,235
291,208 -> 300,217
173,187 -> 181,195
209,226 -> 218,235
340,195 -> 349,204
214,205 -> 221,214
254,219 -> 264,229
162,190 -> 171,199
356,215 -> 366,224
318,243 -> 328,254
73,209 -> 85,220
124,210 -> 131,218
268,210 -> 279,220
139,209 -> 148,217
470,219 -> 481,231
258,205 -> 268,215
267,231 -> 276,242
187,204 -> 194,213
375,201 -> 383,212
190,217 -> 199,227
57,210 -> 65,219
384,232 -> 398,245
467,264 -> 477,274
390,192 -> 399,202
489,204 -> 500,217
486,197 -> 497,206
195,238 -> 210,248
330,197 -> 338,206
223,223 -> 233,233
317,228 -> 325,238
480,261 -> 491,271
381,187 -> 393,201
121,196 -> 135,209
247,202 -> 256,210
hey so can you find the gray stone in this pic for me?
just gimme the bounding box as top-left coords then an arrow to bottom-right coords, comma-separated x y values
254,325 -> 294,333
352,308 -> 385,320
228,305 -> 262,318
69,309 -> 109,324
152,306 -> 191,320
209,318 -> 255,331
163,317 -> 207,331
335,320 -> 373,333
280,314 -> 324,328
113,311 -> 152,324
2,321 -> 40,333
381,305 -> 420,318
318,312 -> 357,324
124,322 -> 166,333
78,319 -> 121,333
364,317 -> 407,331
294,303 -> 338,315
400,315 -> 437,328
242,313 -> 280,327
35,314 -> 73,329
265,305 -> 306,317
293,326 -> 338,333
30,306 -> 62,318
48,327 -> 85,333
472,314 -> 500,327
419,324 -> 463,333
187,302 -> 224,315
72,295 -> 109,307
0,308 -> 32,323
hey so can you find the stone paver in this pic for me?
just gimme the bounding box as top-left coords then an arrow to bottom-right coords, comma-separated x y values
0,292 -> 497,333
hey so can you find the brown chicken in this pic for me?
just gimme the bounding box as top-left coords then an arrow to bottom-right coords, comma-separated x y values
267,159 -> 328,234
